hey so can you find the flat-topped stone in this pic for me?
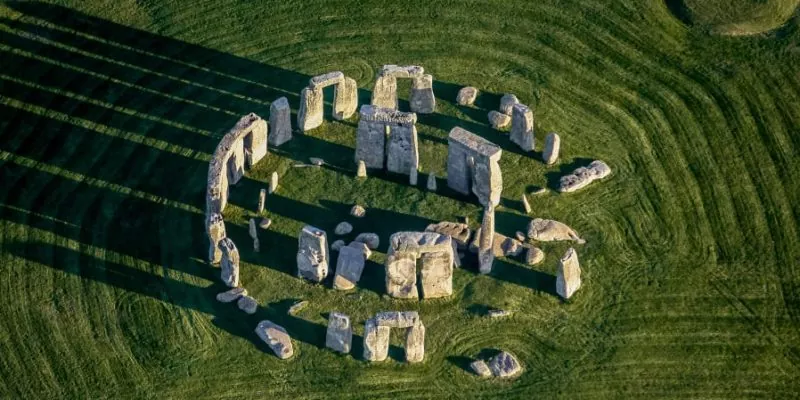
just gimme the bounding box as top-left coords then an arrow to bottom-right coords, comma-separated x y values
309,71 -> 345,89
557,247 -> 581,299
359,104 -> 417,124
297,225 -> 329,282
325,312 -> 353,354
255,320 -> 293,359
269,97 -> 292,146
489,351 -> 522,378
237,295 -> 258,314
448,127 -> 502,159
488,110 -> 511,129
375,311 -> 420,328
527,218 -> 585,243
380,64 -> 425,78
471,360 -> 492,377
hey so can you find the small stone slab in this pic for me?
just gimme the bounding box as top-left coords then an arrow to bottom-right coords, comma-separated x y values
488,110 -> 511,129
237,295 -> 258,314
489,351 -> 522,378
487,309 -> 513,318
331,240 -> 346,252
457,87 -> 478,106
425,221 -> 472,249
255,320 -> 294,359
470,360 -> 492,377
335,222 -> 353,235
288,300 -> 309,315
325,312 -> 352,354
525,246 -> 545,265
216,287 -> 247,303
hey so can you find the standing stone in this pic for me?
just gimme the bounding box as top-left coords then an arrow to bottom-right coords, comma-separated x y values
288,300 -> 309,315
409,168 -> 418,186
525,246 -> 545,265
269,171 -> 279,194
297,87 -> 323,132
249,218 -> 259,252
206,213 -> 226,264
499,94 -> 519,115
385,251 -> 418,299
521,193 -> 532,214
447,127 -> 503,207
216,287 -> 247,303
269,96 -> 292,146
510,104 -> 534,152
335,222 -> 353,236
543,132 -> 560,165
257,189 -> 266,214
426,173 -> 437,191
405,321 -> 425,363
558,160 -> 612,193
237,295 -> 258,314
419,250 -> 453,298
457,86 -> 478,106
333,245 -> 366,290
556,247 -> 581,299
527,218 -> 585,243
363,318 -> 390,362
371,75 -> 398,110
255,320 -> 294,359
356,160 -> 367,178
478,206 -> 495,274
297,225 -> 328,283
488,110 -> 511,129
489,351 -> 522,378
410,74 -> 435,114
219,237 -> 240,288
471,360 -> 492,377
348,241 -> 372,260
333,77 -> 358,120
350,204 -> 366,218
325,312 -> 353,354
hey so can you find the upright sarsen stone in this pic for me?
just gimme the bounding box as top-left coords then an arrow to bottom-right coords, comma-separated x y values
478,206 -> 495,274
363,318 -> 390,361
219,237 -> 240,287
457,86 -> 478,106
386,123 -> 419,176
269,97 -> 292,146
334,77 -> 358,120
556,247 -> 581,299
447,127 -> 502,207
206,213 -> 226,264
297,87 -> 324,132
297,225 -> 328,282
510,103 -> 534,152
543,132 -> 560,165
385,251 -> 418,299
410,74 -> 435,114
405,321 -> 426,363
325,312 -> 353,354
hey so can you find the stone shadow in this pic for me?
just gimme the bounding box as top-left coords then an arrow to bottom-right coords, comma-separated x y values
491,259 -> 557,296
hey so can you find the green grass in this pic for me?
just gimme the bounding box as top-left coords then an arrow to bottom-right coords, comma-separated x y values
681,0 -> 799,35
0,0 -> 799,398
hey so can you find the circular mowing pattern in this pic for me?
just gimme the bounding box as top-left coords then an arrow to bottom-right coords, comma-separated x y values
669,0 -> 799,35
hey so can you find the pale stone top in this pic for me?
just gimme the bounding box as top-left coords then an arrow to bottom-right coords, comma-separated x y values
309,71 -> 345,89
448,127 -> 502,159
207,113 -> 266,198
359,104 -> 417,125
374,311 -> 420,328
512,103 -> 531,115
271,96 -> 290,110
380,64 -> 424,78
389,231 -> 452,255
218,237 -> 237,253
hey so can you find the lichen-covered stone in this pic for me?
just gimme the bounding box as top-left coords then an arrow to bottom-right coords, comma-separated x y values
405,321 -> 425,363
410,74 -> 435,114
527,218 -> 585,243
363,318 -> 390,361
510,104 -> 534,152
255,320 -> 293,359
237,295 -> 258,314
447,127 -> 503,207
543,132 -> 560,165
356,105 -> 417,169
335,222 -> 353,236
269,97 -> 292,146
297,225 -> 328,282
489,351 -> 522,378
558,160 -> 611,193
457,86 -> 478,106
425,221 -> 472,249
471,360 -> 492,377
499,94 -> 519,115
219,237 -> 240,287
556,247 -> 581,299
216,287 -> 247,303
525,246 -> 545,265
354,232 -> 379,249
488,110 -> 511,129
333,245 -> 366,290
350,205 -> 366,218
371,75 -> 398,110
386,122 -> 419,176
325,312 -> 352,354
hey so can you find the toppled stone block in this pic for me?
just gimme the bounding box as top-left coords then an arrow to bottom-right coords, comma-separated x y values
489,351 -> 522,378
219,237 -> 240,288
471,360 -> 492,377
206,213 -> 226,264
351,204 -> 366,218
335,222 -> 353,236
325,312 -> 352,354
363,318 -> 390,361
288,300 -> 309,315
556,247 -> 581,299
488,110 -> 511,129
380,65 -> 425,78
297,225 -> 328,282
558,160 -> 611,193
542,132 -> 560,165
527,218 -> 585,243
405,321 -> 425,363
347,241 -> 372,259
216,287 -> 247,303
333,244 -> 366,290
510,104 -> 534,152
269,97 -> 292,146
425,221 -> 472,249
499,94 -> 519,115
375,311 -> 420,328
525,246 -> 545,265
457,86 -> 478,106
237,295 -> 258,314
354,232 -> 379,249
255,320 -> 293,359
410,74 -> 435,114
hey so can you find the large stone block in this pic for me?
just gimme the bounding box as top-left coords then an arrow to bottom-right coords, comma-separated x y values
447,127 -> 503,206
527,218 -> 585,243
457,86 -> 478,106
542,132 -> 560,165
556,247 -> 581,299
333,245 -> 366,290
380,65 -> 425,79
355,111 -> 386,169
489,351 -> 522,378
363,318 -> 390,361
325,312 -> 352,354
405,322 -> 425,363
371,75 -> 398,110
375,311 -> 420,328
219,237 -> 240,287
333,77 -> 358,120
206,213 -> 226,264
410,74 -> 435,114
297,87 -> 323,132
255,320 -> 294,359
425,221 -> 472,249
419,251 -> 453,298
386,124 -> 419,176
385,251 -> 418,299
558,160 -> 611,193
309,71 -> 344,89
510,103 -> 534,152
269,97 -> 292,146
297,225 -> 328,282
472,157 -> 503,208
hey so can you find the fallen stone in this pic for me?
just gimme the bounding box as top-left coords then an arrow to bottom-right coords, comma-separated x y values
297,225 -> 329,282
249,218 -> 258,240
471,360 -> 492,377
522,194 -> 532,214
527,218 -> 585,243
350,204 -> 366,218
426,173 -> 437,191
325,312 -> 352,354
356,160 -> 367,178
363,318 -> 390,361
333,77 -> 358,120
259,218 -> 272,229
335,222 -> 353,236
354,232 -> 379,250
237,295 -> 258,314
556,247 -> 581,299
499,236 -> 523,257
333,245 -> 366,290
457,86 -> 478,106
288,300 -> 309,315
488,110 -> 511,129
257,189 -> 266,214
510,104 -> 534,152
309,157 -> 324,166
255,320 -> 293,359
216,287 -> 247,303
558,160 -> 611,193
489,351 -> 522,378
269,97 -> 292,146
543,132 -> 560,165
525,246 -> 545,265
515,231 -> 526,242
269,171 -> 279,194
425,221 -> 472,249
487,309 -> 513,318
499,94 -> 519,115
331,240 -> 346,252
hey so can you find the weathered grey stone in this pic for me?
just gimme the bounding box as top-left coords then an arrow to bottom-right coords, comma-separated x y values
375,311 -> 420,328
558,160 -> 611,193
447,127 -> 503,207
237,295 -> 258,314
347,241 -> 372,260
499,94 -> 519,115
333,77 -> 358,120
249,218 -> 258,239
309,71 -> 345,89
350,205 -> 366,218
356,160 -> 367,178
543,132 -> 560,165
556,247 -> 581,299
457,86 -> 478,106
409,168 -> 418,185
527,218 -> 585,243
498,236 -> 523,257
269,97 -> 292,146
522,193 -> 531,214
478,206 -> 495,274
331,239 -> 346,252
219,237 -> 240,287
420,250 -> 453,298
355,105 -> 417,169
380,64 -> 425,79
452,241 -> 461,268
471,360 -> 492,377
255,320 -> 293,359
410,74 -> 435,114
216,287 -> 247,303
425,221 -> 472,249
253,238 -> 260,253
259,218 -> 272,229
426,173 -> 437,191
206,213 -> 226,264
257,189 -> 266,214
333,245 -> 366,290
309,157 -> 324,166
325,312 -> 352,354
297,225 -> 328,282
363,318 -> 390,361
269,171 -> 279,194
525,246 -> 545,265
405,321 -> 425,363
532,187 -> 548,196
297,87 -> 323,132
371,75 -> 398,110
335,222 -> 353,236
510,104 -> 534,152
385,232 -> 454,299
489,351 -> 522,378
487,309 -> 513,318
488,110 -> 511,129
354,232 -> 379,250
288,300 -> 309,315
515,231 -> 526,242
386,123 -> 419,176
385,251 -> 418,299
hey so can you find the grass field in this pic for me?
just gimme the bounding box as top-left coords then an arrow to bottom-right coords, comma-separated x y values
1,0 -> 799,398
680,0 -> 799,35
